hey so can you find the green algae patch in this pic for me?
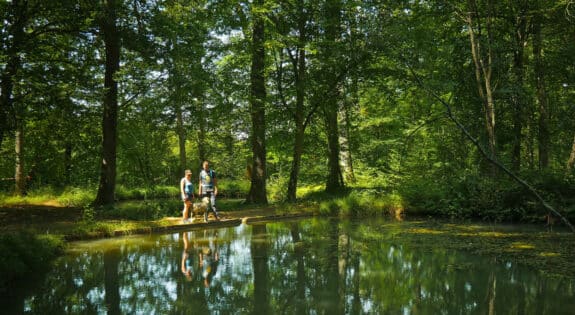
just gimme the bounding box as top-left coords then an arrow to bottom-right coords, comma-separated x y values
365,220 -> 575,279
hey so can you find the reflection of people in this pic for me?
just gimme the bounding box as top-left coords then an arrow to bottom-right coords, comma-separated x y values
199,231 -> 219,287
198,161 -> 220,222
181,232 -> 194,281
180,169 -> 195,223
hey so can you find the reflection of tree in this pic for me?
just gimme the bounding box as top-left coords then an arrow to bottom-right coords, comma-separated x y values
251,223 -> 270,315
486,265 -> 496,315
325,220 -> 345,314
290,223 -> 307,315
104,247 -> 121,315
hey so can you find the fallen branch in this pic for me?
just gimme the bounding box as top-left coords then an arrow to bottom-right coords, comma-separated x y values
407,66 -> 575,233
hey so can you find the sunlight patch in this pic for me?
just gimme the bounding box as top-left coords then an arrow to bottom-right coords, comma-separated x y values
409,228 -> 444,235
510,242 -> 535,250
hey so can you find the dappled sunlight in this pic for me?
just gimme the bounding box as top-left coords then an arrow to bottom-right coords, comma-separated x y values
539,252 -> 560,257
456,231 -> 519,238
510,242 -> 535,250
408,228 -> 445,235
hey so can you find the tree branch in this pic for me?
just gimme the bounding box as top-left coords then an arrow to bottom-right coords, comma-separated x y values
407,64 -> 575,233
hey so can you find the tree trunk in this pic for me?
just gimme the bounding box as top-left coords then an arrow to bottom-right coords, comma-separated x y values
14,121 -> 25,196
197,99 -> 207,167
246,0 -> 268,204
466,0 -> 497,175
175,103 -> 187,174
0,0 -> 27,149
567,133 -> 575,172
324,0 -> 344,193
325,106 -> 344,193
94,0 -> 120,207
510,5 -> 528,172
0,0 -> 29,147
533,14 -> 550,169
340,97 -> 356,183
287,1 -> 308,202
64,141 -> 72,185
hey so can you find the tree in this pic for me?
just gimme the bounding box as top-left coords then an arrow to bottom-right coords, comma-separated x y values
246,0 -> 268,204
0,0 -> 27,150
463,0 -> 498,175
94,0 -> 121,206
532,3 -> 550,170
321,0 -> 345,193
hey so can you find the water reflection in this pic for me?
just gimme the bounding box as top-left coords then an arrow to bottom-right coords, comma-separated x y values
6,218 -> 575,314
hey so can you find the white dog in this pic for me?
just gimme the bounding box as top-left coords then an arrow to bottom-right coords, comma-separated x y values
190,197 -> 210,221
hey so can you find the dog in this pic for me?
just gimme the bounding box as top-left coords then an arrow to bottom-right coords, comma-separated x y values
190,197 -> 210,221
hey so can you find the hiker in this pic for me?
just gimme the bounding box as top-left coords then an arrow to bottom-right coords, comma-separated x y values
198,161 -> 220,222
181,232 -> 194,281
180,169 -> 195,223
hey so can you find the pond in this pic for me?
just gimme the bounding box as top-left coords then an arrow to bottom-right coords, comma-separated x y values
5,218 -> 575,314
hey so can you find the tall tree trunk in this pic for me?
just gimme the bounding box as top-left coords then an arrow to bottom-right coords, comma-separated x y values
64,141 -> 72,185
175,102 -> 187,173
246,0 -> 268,204
510,3 -> 528,172
566,133 -> 575,172
0,0 -> 28,149
287,0 -> 308,202
14,121 -> 25,196
197,99 -> 207,167
466,0 -> 497,175
324,0 -> 344,193
94,0 -> 120,207
325,106 -> 344,193
533,13 -> 550,169
340,97 -> 355,183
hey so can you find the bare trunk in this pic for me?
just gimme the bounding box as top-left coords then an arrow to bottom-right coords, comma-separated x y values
533,16 -> 550,169
466,0 -> 497,175
197,100 -> 207,167
325,105 -> 344,193
94,0 -> 120,207
510,8 -> 527,172
175,104 -> 187,174
246,0 -> 268,204
287,3 -> 308,202
14,121 -> 25,196
324,0 -> 344,193
0,0 -> 27,148
340,98 -> 355,183
567,133 -> 575,172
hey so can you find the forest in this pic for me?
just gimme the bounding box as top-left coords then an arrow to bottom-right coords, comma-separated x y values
1,0 -> 575,226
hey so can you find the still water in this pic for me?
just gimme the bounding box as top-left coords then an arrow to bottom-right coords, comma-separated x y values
8,218 -> 575,314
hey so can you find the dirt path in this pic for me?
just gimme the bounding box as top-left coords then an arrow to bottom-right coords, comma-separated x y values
0,204 -> 309,237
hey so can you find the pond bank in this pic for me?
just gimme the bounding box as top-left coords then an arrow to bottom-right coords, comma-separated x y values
64,211 -> 315,241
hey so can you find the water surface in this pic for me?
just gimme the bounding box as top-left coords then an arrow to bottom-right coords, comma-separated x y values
7,218 -> 575,314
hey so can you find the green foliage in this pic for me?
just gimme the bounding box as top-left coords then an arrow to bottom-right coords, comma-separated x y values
0,232 -> 64,290
314,188 -> 405,218
97,199 -> 181,221
218,179 -> 250,199
115,185 -> 179,201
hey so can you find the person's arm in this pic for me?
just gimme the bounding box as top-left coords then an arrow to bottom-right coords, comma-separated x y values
198,174 -> 202,196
